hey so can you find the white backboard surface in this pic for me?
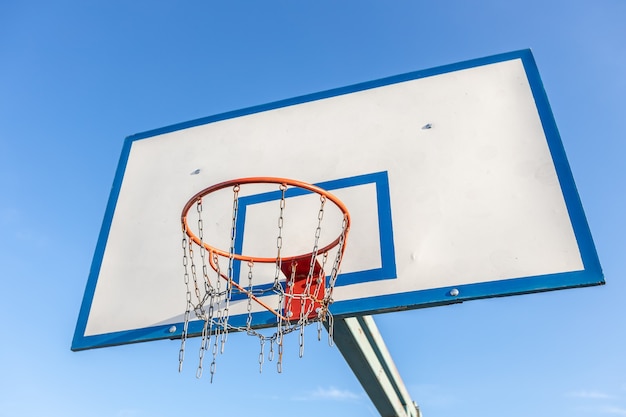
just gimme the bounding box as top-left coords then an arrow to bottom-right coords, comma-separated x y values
73,50 -> 603,351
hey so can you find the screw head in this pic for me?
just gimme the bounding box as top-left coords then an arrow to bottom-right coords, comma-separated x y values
450,288 -> 459,297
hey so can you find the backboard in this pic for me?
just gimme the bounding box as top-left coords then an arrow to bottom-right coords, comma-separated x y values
72,49 -> 603,351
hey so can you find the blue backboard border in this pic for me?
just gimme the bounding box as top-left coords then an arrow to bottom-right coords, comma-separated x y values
72,49 -> 603,352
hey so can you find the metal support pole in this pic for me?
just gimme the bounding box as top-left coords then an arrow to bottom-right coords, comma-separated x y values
328,315 -> 422,417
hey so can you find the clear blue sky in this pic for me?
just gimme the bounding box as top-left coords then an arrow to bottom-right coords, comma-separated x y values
1,2 -> 625,417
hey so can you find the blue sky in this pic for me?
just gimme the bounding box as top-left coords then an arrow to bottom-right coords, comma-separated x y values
1,1 -> 625,417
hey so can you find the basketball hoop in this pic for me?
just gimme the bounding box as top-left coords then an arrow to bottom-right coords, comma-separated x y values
179,177 -> 350,380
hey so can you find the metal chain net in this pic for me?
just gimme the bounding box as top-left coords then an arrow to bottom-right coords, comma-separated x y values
179,182 -> 348,381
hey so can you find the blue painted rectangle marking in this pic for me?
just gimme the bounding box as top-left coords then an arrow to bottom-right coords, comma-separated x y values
228,171 -> 397,302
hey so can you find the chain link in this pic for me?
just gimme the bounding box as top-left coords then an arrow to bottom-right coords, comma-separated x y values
258,338 -> 265,373
273,184 -> 287,287
268,338 -> 275,362
209,251 -> 222,382
285,263 -> 296,321
179,229 -> 192,372
299,325 -> 305,358
197,317 -> 210,378
274,184 -> 288,371
302,195 -> 327,323
315,251 -> 329,313
327,214 -> 348,299
327,311 -> 335,346
277,332 -> 284,373
245,261 -> 254,334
